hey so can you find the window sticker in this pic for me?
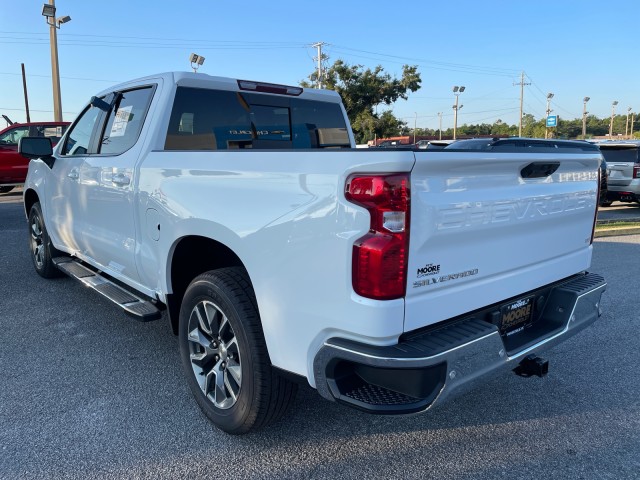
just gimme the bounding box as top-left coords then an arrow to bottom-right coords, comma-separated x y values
110,105 -> 133,137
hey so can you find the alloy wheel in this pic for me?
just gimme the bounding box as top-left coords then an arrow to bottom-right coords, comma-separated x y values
187,300 -> 242,409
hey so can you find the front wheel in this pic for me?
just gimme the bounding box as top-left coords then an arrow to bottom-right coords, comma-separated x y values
178,267 -> 297,434
28,202 -> 62,278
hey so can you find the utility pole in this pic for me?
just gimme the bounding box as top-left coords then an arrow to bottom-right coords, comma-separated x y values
438,112 -> 442,140
21,63 -> 31,123
514,71 -> 530,137
626,107 -> 632,138
582,97 -> 590,140
311,42 -> 326,89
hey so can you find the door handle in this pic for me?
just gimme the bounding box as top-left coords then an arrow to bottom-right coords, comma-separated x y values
67,169 -> 79,180
112,173 -> 131,186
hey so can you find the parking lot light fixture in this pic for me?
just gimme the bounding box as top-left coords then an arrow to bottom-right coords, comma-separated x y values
189,53 -> 205,73
582,97 -> 590,140
453,86 -> 465,140
545,93 -> 554,139
41,1 -> 70,123
41,4 -> 55,18
609,101 -> 618,138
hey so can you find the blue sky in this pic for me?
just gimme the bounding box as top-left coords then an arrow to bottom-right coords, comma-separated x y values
1,0 -> 638,132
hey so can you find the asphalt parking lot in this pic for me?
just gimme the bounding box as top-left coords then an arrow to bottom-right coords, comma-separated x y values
1,194 -> 639,479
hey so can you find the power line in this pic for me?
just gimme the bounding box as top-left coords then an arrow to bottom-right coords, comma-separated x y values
0,31 -> 307,46
0,106 -> 78,114
331,45 -> 519,75
329,48 -> 519,77
0,71 -> 120,83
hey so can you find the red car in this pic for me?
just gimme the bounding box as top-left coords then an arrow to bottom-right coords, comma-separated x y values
0,121 -> 70,193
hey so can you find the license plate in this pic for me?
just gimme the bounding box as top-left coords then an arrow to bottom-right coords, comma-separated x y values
499,295 -> 535,335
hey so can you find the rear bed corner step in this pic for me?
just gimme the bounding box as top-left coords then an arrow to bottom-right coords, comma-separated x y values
53,257 -> 162,322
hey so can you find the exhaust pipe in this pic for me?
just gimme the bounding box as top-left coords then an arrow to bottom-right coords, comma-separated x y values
513,355 -> 549,378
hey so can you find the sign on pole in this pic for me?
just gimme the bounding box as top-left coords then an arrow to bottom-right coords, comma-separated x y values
546,115 -> 558,128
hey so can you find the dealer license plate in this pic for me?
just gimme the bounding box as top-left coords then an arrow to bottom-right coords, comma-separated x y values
499,295 -> 535,335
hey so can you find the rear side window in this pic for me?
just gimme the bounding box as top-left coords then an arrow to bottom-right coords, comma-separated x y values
165,87 -> 349,150
30,124 -> 68,145
100,87 -> 154,155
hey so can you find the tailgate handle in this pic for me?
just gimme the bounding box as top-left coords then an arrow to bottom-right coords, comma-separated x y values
520,162 -> 560,178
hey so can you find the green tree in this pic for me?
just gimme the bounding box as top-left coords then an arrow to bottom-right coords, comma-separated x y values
302,60 -> 421,143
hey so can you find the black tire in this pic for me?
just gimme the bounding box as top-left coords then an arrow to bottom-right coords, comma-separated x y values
178,267 -> 297,434
0,186 -> 14,194
28,202 -> 62,278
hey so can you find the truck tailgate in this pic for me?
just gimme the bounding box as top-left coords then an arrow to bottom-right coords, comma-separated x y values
404,151 -> 600,332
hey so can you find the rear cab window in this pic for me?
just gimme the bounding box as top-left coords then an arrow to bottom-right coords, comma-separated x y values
164,87 -> 350,150
598,146 -> 639,163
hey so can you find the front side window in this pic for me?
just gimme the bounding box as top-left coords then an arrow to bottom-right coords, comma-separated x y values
0,126 -> 29,145
100,87 -> 153,155
61,106 -> 101,155
164,87 -> 350,151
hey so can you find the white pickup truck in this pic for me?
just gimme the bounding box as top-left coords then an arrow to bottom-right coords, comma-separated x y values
20,72 -> 606,434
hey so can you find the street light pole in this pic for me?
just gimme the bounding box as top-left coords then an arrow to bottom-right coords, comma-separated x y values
626,107 -> 632,138
631,112 -> 636,139
582,97 -> 590,140
545,92 -> 554,139
452,86 -> 465,140
438,112 -> 442,140
413,112 -> 417,144
42,1 -> 71,123
609,101 -> 618,138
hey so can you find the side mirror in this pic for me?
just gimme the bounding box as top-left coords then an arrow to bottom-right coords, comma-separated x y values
18,137 -> 55,168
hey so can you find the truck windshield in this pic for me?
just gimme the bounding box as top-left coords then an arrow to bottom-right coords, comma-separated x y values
165,87 -> 350,150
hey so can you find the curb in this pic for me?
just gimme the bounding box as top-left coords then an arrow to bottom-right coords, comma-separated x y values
594,226 -> 640,238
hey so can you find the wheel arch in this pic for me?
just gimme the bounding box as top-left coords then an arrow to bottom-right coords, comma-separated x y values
23,188 -> 39,218
166,235 -> 248,335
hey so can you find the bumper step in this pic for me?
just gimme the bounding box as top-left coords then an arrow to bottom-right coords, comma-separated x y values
53,257 -> 162,322
314,272 -> 606,414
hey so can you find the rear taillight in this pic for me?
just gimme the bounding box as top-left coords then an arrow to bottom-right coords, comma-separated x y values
345,174 -> 410,300
591,167 -> 600,244
633,164 -> 640,179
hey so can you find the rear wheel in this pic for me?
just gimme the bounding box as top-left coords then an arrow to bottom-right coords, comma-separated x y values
178,267 -> 297,434
28,202 -> 62,278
